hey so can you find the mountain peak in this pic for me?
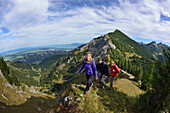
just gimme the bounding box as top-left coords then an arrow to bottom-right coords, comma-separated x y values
138,42 -> 145,45
146,41 -> 158,49
147,41 -> 156,45
80,34 -> 116,60
115,29 -> 121,32
158,42 -> 168,47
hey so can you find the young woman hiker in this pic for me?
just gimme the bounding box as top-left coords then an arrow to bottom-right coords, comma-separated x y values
96,56 -> 109,89
109,60 -> 120,90
78,52 -> 98,94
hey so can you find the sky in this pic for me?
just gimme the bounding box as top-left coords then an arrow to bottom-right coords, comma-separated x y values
0,0 -> 170,53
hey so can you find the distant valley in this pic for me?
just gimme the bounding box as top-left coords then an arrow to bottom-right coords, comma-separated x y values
0,43 -> 84,62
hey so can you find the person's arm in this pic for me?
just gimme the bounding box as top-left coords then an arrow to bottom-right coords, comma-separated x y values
92,61 -> 98,79
79,62 -> 84,74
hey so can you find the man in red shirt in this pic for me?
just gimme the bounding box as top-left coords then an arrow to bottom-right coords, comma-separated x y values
109,60 -> 120,90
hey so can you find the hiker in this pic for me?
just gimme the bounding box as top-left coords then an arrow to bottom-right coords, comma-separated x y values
78,52 -> 98,94
109,60 -> 120,90
96,56 -> 109,89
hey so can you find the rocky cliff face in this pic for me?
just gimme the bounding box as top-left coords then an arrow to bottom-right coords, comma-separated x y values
146,41 -> 158,49
55,34 -> 115,73
84,35 -> 115,60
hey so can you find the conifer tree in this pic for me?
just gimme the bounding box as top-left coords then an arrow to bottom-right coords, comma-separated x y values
138,48 -> 170,112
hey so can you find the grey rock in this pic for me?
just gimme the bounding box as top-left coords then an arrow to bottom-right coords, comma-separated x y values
79,94 -> 83,97
94,92 -> 98,96
2,94 -> 8,100
63,96 -> 72,106
37,107 -> 41,111
76,97 -> 81,101
57,96 -> 62,104
95,87 -> 99,91
68,101 -> 72,106
76,84 -> 80,88
0,106 -> 5,109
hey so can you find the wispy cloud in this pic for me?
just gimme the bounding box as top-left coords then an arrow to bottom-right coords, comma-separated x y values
0,0 -> 170,53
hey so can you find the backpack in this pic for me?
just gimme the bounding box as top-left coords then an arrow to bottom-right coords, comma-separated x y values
97,62 -> 109,76
103,62 -> 106,68
113,65 -> 120,73
97,61 -> 107,67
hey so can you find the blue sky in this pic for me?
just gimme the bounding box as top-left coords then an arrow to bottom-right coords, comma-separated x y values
0,0 -> 170,53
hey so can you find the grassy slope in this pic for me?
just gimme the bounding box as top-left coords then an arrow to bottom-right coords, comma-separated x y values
0,71 -> 57,113
6,62 -> 41,86
38,54 -> 66,69
114,79 -> 144,97
0,97 -> 57,113
56,76 -> 144,113
0,73 -> 55,104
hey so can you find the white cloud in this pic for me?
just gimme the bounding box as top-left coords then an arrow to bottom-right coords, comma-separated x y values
3,0 -> 49,29
0,0 -> 170,53
0,29 -> 2,34
162,11 -> 170,17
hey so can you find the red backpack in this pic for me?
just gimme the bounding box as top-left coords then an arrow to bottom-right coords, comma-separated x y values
110,64 -> 120,74
114,65 -> 120,73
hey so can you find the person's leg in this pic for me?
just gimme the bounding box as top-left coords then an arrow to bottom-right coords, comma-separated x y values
101,74 -> 106,88
98,73 -> 102,88
109,76 -> 114,90
85,74 -> 90,92
85,74 -> 94,92
89,75 -> 94,89
112,76 -> 117,88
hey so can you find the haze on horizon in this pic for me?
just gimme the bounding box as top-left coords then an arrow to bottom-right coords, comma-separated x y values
0,0 -> 170,53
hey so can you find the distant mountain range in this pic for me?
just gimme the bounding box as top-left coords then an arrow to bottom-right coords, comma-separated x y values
0,43 -> 84,56
0,43 -> 84,61
13,50 -> 68,64
143,41 -> 169,61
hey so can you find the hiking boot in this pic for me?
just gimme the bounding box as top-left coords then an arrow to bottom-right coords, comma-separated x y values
84,91 -> 88,94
